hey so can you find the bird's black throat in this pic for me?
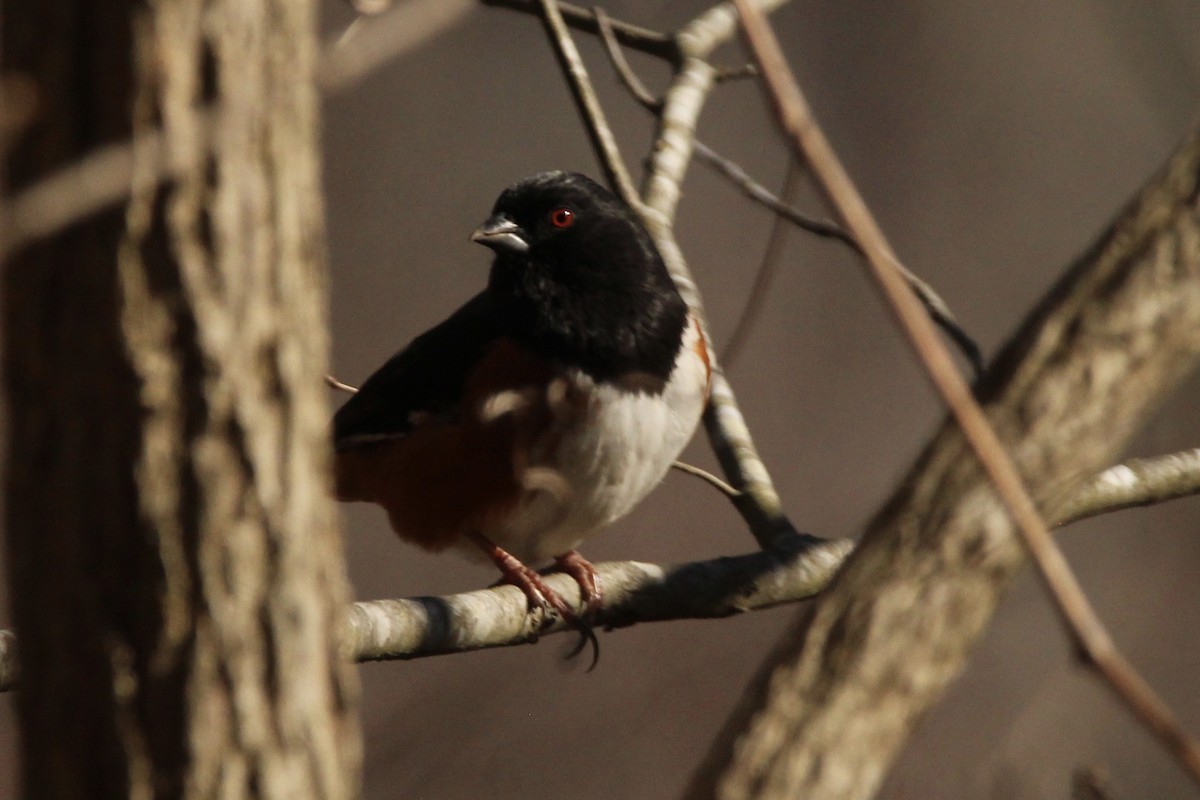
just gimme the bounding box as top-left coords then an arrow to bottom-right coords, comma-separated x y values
487,249 -> 689,385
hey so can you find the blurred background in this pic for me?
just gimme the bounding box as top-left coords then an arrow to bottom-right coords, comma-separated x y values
3,1 -> 1200,797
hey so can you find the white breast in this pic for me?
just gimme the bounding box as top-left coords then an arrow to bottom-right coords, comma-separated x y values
482,321 -> 710,564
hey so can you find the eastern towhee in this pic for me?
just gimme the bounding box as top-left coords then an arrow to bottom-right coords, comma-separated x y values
333,172 -> 711,657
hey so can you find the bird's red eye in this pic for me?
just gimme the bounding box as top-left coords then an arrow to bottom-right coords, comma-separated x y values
549,207 -> 575,229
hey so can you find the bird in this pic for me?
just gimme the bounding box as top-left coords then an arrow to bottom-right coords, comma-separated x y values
332,171 -> 711,659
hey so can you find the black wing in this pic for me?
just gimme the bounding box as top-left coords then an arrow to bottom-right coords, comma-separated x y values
333,292 -> 502,451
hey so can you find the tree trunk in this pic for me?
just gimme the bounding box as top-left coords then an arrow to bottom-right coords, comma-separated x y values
2,2 -> 361,798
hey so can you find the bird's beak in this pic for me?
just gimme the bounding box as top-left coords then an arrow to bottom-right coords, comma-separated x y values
470,215 -> 529,254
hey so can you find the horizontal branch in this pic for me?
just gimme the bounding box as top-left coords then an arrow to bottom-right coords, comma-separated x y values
480,0 -> 677,60
0,447 -> 1194,691
1057,448 -> 1200,526
345,534 -> 853,662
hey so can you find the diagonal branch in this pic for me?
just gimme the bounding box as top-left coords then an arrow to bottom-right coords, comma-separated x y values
483,0 -> 678,60
535,0 -> 639,206
345,534 -> 851,664
593,8 -> 984,380
692,4 -> 1200,795
639,0 -> 795,547
720,156 -> 801,368
0,0 -> 475,262
691,140 -> 985,376
528,0 -> 795,545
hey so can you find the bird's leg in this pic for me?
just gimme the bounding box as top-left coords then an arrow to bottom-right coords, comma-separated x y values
468,533 -> 599,668
554,550 -> 603,616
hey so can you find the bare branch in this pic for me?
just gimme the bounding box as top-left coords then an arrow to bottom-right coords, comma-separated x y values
0,441 -> 1197,691
714,63 -> 758,82
1059,448 -> 1200,526
632,1 -> 796,548
336,448 -> 1200,666
694,140 -> 850,245
0,129 -> 168,262
0,0 -> 473,262
317,0 -> 475,92
325,375 -> 360,394
694,6 -> 1200,790
671,460 -> 743,499
594,6 -> 663,110
721,157 -> 801,368
535,0 -> 639,206
594,9 -> 984,379
692,140 -> 985,376
482,0 -> 678,61
345,534 -> 852,663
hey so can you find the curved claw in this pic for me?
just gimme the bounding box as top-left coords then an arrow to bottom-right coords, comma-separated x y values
471,533 -> 601,668
555,550 -> 603,617
562,620 -> 600,671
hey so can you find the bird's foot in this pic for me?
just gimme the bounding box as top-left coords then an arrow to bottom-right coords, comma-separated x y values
471,534 -> 599,669
554,550 -> 603,617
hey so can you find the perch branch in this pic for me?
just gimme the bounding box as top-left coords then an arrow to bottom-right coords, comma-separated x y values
345,534 -> 852,663
1,445 -> 1196,691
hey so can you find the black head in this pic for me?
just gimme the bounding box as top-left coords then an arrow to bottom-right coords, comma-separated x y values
472,171 -> 688,383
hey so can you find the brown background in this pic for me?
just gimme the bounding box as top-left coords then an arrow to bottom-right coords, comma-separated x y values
3,2 -> 1200,798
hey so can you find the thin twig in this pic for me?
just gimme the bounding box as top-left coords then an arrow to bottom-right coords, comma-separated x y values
693,140 -> 852,245
714,63 -> 758,82
325,374 -> 359,394
734,0 -> 1200,786
692,139 -> 984,375
722,157 -> 801,368
594,6 -> 663,110
535,0 -> 640,207
593,15 -> 982,375
482,0 -> 678,61
671,460 -> 742,499
542,0 -> 794,547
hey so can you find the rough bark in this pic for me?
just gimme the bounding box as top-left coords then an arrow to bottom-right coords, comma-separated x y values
688,125 -> 1200,800
3,2 -> 360,798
